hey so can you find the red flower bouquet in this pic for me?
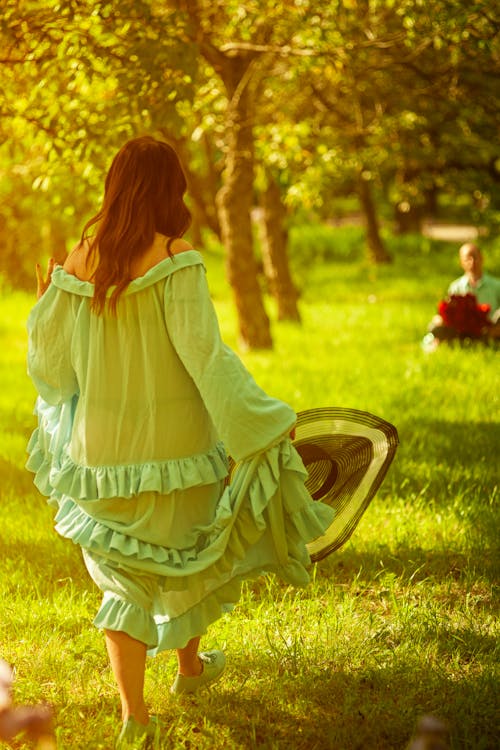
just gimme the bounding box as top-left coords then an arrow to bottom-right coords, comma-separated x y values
438,293 -> 491,338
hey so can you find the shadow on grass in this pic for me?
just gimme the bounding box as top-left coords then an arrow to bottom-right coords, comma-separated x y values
153,655 -> 498,750
395,419 -> 500,470
320,545 -> 499,588
14,653 -> 498,750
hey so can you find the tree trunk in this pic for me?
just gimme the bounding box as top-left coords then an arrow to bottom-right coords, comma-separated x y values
216,66 -> 272,350
181,11 -> 272,349
357,175 -> 392,263
393,171 -> 438,234
424,183 -> 439,218
394,202 -> 422,234
258,172 -> 300,322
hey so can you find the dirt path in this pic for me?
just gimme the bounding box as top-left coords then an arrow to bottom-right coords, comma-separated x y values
421,222 -> 482,242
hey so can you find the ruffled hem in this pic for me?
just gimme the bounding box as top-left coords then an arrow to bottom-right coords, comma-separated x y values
151,581 -> 240,654
51,443 -> 228,499
52,440 -> 336,665
92,583 -> 240,654
95,552 -> 334,656
26,398 -> 229,500
94,593 -> 159,651
53,439 -> 332,576
150,557 -> 321,655
54,495 -> 202,571
48,437 -> 335,655
92,562 -> 313,655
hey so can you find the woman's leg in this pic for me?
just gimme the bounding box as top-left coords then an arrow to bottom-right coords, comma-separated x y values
105,630 -> 148,725
176,636 -> 202,677
82,550 -> 159,724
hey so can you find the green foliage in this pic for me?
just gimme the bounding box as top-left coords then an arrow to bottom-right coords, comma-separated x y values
1,237 -> 498,748
0,0 -> 197,286
250,0 -> 500,236
289,223 -> 365,267
1,0 -> 499,285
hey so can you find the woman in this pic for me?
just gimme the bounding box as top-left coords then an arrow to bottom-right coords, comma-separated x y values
27,136 -> 334,747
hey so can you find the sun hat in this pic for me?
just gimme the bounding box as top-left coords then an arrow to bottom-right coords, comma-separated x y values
294,407 -> 399,561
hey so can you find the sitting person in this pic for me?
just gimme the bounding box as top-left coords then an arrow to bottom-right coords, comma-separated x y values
427,242 -> 500,344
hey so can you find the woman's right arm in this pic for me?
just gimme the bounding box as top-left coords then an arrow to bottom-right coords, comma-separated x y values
27,284 -> 79,405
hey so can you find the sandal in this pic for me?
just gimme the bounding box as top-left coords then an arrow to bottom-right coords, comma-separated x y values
170,650 -> 226,695
115,715 -> 158,749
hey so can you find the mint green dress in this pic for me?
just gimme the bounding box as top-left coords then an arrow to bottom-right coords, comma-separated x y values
26,251 -> 334,654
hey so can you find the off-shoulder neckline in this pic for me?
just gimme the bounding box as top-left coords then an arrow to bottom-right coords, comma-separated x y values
51,250 -> 205,297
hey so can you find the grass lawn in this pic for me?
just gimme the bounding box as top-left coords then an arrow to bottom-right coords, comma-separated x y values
0,231 -> 498,749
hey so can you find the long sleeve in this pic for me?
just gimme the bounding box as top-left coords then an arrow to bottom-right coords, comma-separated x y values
164,264 -> 295,461
27,283 -> 79,405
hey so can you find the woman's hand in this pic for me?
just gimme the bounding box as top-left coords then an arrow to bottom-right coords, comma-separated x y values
290,427 -> 296,440
35,258 -> 55,299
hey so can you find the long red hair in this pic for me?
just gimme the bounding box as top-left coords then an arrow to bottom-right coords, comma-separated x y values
81,136 -> 191,314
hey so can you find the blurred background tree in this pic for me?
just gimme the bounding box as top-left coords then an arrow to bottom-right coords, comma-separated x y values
1,0 -> 499,348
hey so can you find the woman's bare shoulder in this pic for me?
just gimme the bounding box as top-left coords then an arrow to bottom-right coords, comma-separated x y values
63,243 -> 80,273
169,237 -> 194,255
63,240 -> 94,279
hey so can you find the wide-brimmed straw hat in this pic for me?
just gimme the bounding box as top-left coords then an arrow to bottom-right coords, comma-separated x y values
294,407 -> 399,561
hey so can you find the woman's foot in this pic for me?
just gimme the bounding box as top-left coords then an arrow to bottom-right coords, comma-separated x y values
116,715 -> 158,749
170,651 -> 226,695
